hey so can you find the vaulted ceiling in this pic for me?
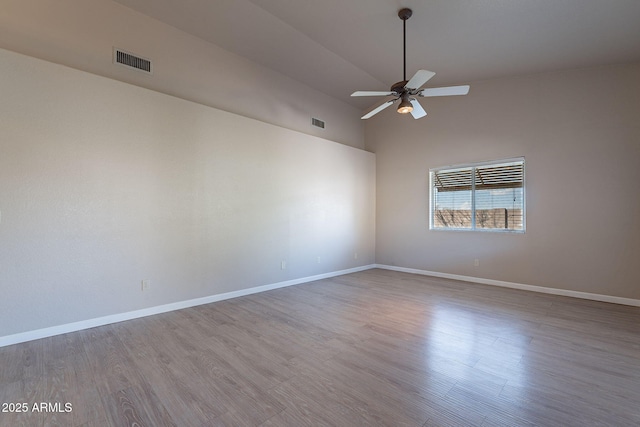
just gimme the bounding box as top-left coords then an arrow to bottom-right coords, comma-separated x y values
112,0 -> 640,110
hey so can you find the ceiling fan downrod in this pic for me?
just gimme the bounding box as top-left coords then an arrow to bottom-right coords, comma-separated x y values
398,8 -> 413,82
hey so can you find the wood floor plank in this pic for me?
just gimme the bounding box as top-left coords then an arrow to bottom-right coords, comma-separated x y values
2,269 -> 639,426
102,386 -> 163,427
304,355 -> 456,426
0,379 -> 37,427
268,374 -> 382,426
82,334 -> 144,398
0,344 -> 23,384
115,320 -> 232,423
259,408 -> 334,427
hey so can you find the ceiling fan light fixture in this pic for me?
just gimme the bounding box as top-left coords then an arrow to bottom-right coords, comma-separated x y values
397,94 -> 413,114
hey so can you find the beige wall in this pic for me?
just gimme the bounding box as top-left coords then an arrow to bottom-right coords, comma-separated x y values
367,63 -> 640,299
0,48 -> 375,337
0,0 -> 364,148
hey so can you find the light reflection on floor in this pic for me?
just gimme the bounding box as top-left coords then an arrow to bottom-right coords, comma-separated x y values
425,301 -> 531,400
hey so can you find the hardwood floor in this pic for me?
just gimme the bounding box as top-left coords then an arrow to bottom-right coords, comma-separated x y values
1,268 -> 639,426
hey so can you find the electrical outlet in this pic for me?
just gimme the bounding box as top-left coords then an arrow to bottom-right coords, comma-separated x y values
141,280 -> 150,291
317,256 -> 321,264
354,252 -> 358,259
474,259 -> 480,267
281,260 -> 287,270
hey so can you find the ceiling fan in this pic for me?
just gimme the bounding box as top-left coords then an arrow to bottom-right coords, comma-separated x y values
351,8 -> 470,120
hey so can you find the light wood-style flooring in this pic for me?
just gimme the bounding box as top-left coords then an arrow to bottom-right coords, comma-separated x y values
1,269 -> 639,426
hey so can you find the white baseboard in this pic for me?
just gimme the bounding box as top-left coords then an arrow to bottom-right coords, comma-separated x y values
0,264 -> 376,348
5,263 -> 636,348
375,264 -> 640,307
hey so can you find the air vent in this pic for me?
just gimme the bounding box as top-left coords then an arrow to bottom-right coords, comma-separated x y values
311,118 -> 325,129
113,48 -> 152,74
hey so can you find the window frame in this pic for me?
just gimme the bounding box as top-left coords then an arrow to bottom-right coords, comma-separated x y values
429,157 -> 526,233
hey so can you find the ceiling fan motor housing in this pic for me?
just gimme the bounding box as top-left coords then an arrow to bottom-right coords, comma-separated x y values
391,80 -> 409,93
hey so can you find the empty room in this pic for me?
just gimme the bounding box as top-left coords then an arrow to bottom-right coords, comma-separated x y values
1,0 -> 639,426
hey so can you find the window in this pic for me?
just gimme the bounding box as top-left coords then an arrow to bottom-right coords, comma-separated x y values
429,158 -> 525,232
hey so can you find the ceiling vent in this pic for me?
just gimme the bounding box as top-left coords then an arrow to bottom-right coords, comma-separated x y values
113,48 -> 152,74
311,118 -> 325,129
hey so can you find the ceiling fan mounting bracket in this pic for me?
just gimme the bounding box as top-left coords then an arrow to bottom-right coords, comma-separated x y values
398,8 -> 413,21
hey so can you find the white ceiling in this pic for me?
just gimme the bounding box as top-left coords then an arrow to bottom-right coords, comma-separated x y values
112,0 -> 640,110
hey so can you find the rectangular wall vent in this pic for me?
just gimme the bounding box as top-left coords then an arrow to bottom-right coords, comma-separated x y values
311,117 -> 325,129
113,48 -> 152,74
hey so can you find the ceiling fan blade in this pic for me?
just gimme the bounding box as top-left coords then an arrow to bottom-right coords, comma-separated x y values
410,99 -> 427,119
405,70 -> 436,90
351,91 -> 395,97
361,100 -> 395,119
419,85 -> 470,97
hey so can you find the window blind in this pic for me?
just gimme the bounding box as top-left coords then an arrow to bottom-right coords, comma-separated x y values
430,158 -> 525,232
